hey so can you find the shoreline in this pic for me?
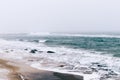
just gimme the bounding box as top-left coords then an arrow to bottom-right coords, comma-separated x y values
0,58 -> 83,80
0,38 -> 119,80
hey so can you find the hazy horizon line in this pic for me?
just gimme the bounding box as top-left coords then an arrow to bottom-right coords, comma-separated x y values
0,31 -> 120,35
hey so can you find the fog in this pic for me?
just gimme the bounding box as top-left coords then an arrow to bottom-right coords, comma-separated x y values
0,0 -> 120,33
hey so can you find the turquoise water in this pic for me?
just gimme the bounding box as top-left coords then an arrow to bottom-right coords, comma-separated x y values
1,34 -> 120,57
45,36 -> 120,57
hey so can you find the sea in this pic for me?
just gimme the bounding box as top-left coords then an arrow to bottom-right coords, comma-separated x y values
0,32 -> 120,80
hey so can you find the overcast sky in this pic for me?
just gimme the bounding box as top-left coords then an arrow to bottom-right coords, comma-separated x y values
0,0 -> 120,33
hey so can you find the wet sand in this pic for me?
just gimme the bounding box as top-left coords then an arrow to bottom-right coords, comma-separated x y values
0,59 -> 83,80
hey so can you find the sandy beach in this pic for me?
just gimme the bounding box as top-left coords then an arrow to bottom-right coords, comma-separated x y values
0,58 -> 83,80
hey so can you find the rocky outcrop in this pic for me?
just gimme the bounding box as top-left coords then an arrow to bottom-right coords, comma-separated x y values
30,49 -> 38,53
47,51 -> 55,53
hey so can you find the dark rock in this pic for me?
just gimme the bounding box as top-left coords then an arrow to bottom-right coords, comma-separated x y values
97,64 -> 107,67
30,49 -> 38,53
59,65 -> 65,67
97,64 -> 103,67
47,51 -> 55,53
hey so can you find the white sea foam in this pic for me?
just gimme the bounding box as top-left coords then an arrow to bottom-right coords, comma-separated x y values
37,39 -> 47,43
28,32 -> 51,36
31,63 -> 100,80
0,39 -> 120,80
0,68 -> 9,80
27,32 -> 120,38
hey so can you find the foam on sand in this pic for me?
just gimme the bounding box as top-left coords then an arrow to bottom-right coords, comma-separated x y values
0,39 -> 120,80
0,68 -> 9,80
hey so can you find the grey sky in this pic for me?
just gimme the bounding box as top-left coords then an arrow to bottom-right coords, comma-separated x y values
0,0 -> 120,33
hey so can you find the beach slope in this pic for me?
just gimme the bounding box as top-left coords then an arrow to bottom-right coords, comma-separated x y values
0,59 -> 83,80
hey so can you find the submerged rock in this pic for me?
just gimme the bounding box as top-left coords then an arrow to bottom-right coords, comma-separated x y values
38,51 -> 43,53
91,67 -> 98,72
33,40 -> 39,43
83,70 -> 92,74
91,62 -> 99,65
47,51 -> 55,53
10,50 -> 14,52
19,39 -> 24,41
5,51 -> 9,53
108,71 -> 118,76
97,64 -> 107,68
24,48 -> 28,51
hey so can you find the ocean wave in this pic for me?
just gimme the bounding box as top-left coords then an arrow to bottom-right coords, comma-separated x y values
27,39 -> 47,43
0,39 -> 119,79
27,32 -> 51,36
0,37 -> 120,80
27,32 -> 120,38
62,34 -> 120,38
